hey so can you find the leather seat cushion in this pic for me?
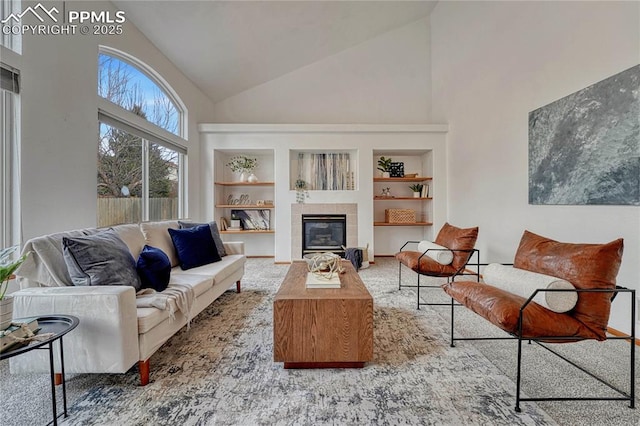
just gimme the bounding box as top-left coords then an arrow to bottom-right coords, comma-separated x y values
443,281 -> 601,341
395,251 -> 458,277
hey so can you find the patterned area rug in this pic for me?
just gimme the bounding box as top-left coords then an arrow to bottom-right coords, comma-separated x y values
3,259 -> 559,425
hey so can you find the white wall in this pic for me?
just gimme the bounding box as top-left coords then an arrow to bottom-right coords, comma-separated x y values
211,17 -> 431,124
431,1 -> 640,332
19,0 -> 215,241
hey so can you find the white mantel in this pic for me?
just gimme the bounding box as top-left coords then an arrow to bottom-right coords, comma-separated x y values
199,124 -> 448,262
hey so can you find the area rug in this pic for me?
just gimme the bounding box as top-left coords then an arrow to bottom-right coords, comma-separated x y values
2,259 -> 559,425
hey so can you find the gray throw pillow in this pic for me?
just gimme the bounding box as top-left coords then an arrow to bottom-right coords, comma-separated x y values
178,221 -> 227,257
63,229 -> 142,290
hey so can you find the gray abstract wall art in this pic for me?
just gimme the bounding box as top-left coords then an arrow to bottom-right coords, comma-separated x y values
529,64 -> 639,205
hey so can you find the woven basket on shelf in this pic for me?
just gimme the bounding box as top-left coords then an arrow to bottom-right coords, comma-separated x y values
385,209 -> 416,223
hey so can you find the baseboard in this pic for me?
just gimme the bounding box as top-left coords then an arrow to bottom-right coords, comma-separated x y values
274,261 -> 291,265
607,326 -> 640,346
247,255 -> 275,259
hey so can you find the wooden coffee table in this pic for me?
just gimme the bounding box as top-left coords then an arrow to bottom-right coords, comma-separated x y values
273,260 -> 373,368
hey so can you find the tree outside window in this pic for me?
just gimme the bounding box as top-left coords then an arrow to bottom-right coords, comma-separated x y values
97,52 -> 184,227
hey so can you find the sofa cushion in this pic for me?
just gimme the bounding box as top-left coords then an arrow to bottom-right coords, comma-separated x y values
443,281 -> 601,341
168,225 -> 221,270
63,229 -> 141,290
179,221 -> 227,257
137,273 -> 213,333
112,223 -> 146,259
434,222 -> 478,270
140,221 -> 180,267
513,230 -> 623,340
137,245 -> 171,292
181,254 -> 245,285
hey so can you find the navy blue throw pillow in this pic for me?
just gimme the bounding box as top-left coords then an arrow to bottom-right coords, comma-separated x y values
137,245 -> 171,292
168,224 -> 221,270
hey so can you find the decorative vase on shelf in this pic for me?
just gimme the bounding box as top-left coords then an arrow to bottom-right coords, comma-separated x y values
382,172 -> 390,178
247,173 -> 258,183
238,172 -> 248,182
413,192 -> 421,198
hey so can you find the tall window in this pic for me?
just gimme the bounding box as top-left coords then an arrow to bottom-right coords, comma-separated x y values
97,48 -> 187,226
1,0 -> 21,53
0,63 -> 20,248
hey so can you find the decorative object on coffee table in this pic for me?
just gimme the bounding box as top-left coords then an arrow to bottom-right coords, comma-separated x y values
304,252 -> 344,280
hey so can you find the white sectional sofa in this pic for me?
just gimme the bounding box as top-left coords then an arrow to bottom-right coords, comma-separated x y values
10,220 -> 245,385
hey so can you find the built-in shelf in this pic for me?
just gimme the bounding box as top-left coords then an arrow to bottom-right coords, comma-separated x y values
220,230 -> 275,234
215,204 -> 275,208
373,177 -> 432,182
374,222 -> 433,227
215,181 -> 275,186
374,197 -> 432,201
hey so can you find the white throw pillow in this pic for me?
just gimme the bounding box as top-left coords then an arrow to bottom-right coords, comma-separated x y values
416,241 -> 454,265
483,263 -> 578,313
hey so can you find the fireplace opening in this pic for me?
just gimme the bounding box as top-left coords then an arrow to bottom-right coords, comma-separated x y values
302,214 -> 347,257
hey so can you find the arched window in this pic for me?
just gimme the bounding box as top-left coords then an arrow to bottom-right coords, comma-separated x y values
97,47 -> 187,226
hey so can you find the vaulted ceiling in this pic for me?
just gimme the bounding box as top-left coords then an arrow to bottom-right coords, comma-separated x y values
113,1 -> 438,103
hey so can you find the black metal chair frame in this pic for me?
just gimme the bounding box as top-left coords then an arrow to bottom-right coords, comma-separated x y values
449,285 -> 636,412
397,240 -> 480,309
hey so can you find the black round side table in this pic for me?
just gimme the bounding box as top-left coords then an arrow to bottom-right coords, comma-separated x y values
1,315 -> 79,426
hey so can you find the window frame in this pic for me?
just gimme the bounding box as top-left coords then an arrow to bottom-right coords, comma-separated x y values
97,46 -> 188,223
0,62 -> 20,248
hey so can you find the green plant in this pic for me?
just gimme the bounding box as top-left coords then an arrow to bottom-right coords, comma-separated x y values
409,183 -> 424,193
0,246 -> 28,300
226,156 -> 258,173
295,179 -> 309,203
377,156 -> 392,173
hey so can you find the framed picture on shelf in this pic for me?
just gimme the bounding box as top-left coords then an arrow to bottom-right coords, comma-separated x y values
231,209 -> 270,230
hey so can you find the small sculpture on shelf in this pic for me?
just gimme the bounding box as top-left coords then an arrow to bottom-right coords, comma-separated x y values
381,187 -> 392,197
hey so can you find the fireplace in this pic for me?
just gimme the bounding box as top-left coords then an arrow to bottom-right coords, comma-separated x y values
302,214 -> 347,256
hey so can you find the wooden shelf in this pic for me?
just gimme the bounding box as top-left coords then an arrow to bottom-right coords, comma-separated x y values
215,181 -> 275,186
220,230 -> 275,234
374,222 -> 433,227
374,197 -> 432,201
373,177 -> 432,182
216,204 -> 275,208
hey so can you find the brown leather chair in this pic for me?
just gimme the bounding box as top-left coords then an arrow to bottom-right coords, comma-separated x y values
395,222 -> 479,309
444,230 -> 635,412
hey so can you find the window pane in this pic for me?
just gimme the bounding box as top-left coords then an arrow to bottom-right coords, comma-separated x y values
1,0 -> 22,53
1,85 -> 19,248
98,53 -> 179,135
148,143 -> 179,221
97,122 -> 143,227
